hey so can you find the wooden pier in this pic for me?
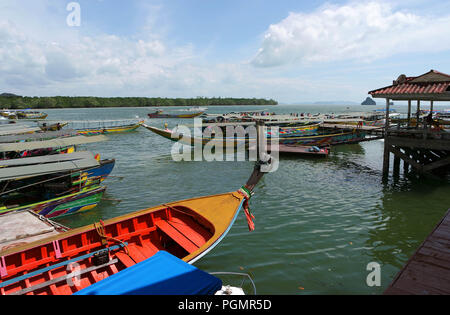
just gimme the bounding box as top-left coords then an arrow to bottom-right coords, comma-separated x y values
369,70 -> 450,176
384,208 -> 450,295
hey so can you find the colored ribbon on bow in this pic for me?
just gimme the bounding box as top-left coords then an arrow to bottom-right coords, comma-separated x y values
238,186 -> 255,232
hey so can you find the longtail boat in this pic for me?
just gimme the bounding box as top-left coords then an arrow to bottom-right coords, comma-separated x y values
148,110 -> 205,119
16,111 -> 48,120
39,122 -> 69,132
201,122 -> 320,138
0,110 -> 48,120
143,124 -> 367,148
270,123 -> 319,137
0,184 -> 106,219
0,152 -> 111,218
0,188 -> 250,294
76,121 -> 143,136
0,123 -> 272,295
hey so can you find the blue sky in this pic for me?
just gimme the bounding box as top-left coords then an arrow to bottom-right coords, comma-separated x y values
1,0 -> 450,103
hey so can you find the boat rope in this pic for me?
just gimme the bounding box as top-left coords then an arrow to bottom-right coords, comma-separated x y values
94,220 -> 129,255
237,186 -> 255,232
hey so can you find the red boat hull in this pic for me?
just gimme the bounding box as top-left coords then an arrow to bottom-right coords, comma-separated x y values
0,191 -> 245,295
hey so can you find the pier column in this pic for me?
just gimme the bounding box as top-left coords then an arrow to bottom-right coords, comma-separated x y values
393,155 -> 400,176
416,100 -> 421,128
403,160 -> 410,174
407,100 -> 411,127
383,98 -> 391,175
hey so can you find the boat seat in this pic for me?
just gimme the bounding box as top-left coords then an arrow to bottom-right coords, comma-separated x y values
126,245 -> 148,264
155,220 -> 199,254
114,251 -> 136,268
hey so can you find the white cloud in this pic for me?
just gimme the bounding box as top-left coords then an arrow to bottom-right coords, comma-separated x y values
252,1 -> 450,67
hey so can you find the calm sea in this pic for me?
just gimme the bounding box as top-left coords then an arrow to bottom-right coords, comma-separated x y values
47,104 -> 450,295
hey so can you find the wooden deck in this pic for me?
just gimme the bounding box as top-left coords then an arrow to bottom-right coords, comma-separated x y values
384,208 -> 450,295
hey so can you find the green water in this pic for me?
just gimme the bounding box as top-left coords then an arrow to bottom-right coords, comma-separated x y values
48,104 -> 450,295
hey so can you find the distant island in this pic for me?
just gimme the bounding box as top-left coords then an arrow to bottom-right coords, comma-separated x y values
0,95 -> 278,109
361,97 -> 376,105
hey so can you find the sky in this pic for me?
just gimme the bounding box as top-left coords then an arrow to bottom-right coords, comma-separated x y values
1,0 -> 450,104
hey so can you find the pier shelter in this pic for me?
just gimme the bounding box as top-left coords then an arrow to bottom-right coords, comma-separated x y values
369,70 -> 450,176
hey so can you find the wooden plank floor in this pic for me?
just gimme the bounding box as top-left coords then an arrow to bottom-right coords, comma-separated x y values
384,209 -> 450,295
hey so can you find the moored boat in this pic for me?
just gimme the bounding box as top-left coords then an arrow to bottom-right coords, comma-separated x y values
0,187 -> 247,294
16,111 -> 48,120
0,110 -> 48,120
143,124 -> 367,148
75,121 -> 144,136
0,184 -> 106,219
0,151 -> 111,218
148,110 -> 205,119
39,122 -> 68,132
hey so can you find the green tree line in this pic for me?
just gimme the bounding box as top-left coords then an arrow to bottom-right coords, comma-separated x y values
0,96 -> 278,109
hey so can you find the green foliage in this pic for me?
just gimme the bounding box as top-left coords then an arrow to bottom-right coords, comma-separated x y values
0,95 -> 278,109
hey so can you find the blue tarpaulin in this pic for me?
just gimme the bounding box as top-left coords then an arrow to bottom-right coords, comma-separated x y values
74,251 -> 222,295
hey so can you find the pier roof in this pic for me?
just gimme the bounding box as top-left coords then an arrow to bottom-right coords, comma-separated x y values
369,70 -> 450,101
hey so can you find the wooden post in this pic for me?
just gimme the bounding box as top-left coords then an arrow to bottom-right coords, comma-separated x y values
393,154 -> 400,176
383,98 -> 390,175
385,98 -> 390,130
416,100 -> 421,128
407,100 -> 411,127
403,160 -> 409,174
430,100 -> 434,113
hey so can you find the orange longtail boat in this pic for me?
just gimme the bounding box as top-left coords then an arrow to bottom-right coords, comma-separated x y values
0,145 -> 271,295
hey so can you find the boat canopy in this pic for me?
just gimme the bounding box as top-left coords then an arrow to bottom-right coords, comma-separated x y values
0,130 -> 78,143
74,251 -> 222,295
0,135 -> 107,152
0,151 -> 97,167
0,151 -> 100,181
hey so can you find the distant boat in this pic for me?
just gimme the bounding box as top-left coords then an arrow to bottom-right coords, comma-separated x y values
186,106 -> 208,112
75,121 -> 143,136
148,110 -> 205,119
0,110 -> 48,120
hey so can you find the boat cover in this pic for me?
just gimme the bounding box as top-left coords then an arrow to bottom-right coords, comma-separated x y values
0,127 -> 41,136
0,135 -> 107,152
0,129 -> 77,143
0,151 -> 100,181
74,251 -> 222,295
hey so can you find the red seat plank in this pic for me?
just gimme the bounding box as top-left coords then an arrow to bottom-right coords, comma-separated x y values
126,245 -> 147,263
155,220 -> 199,254
114,252 -> 136,268
169,217 -> 210,247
